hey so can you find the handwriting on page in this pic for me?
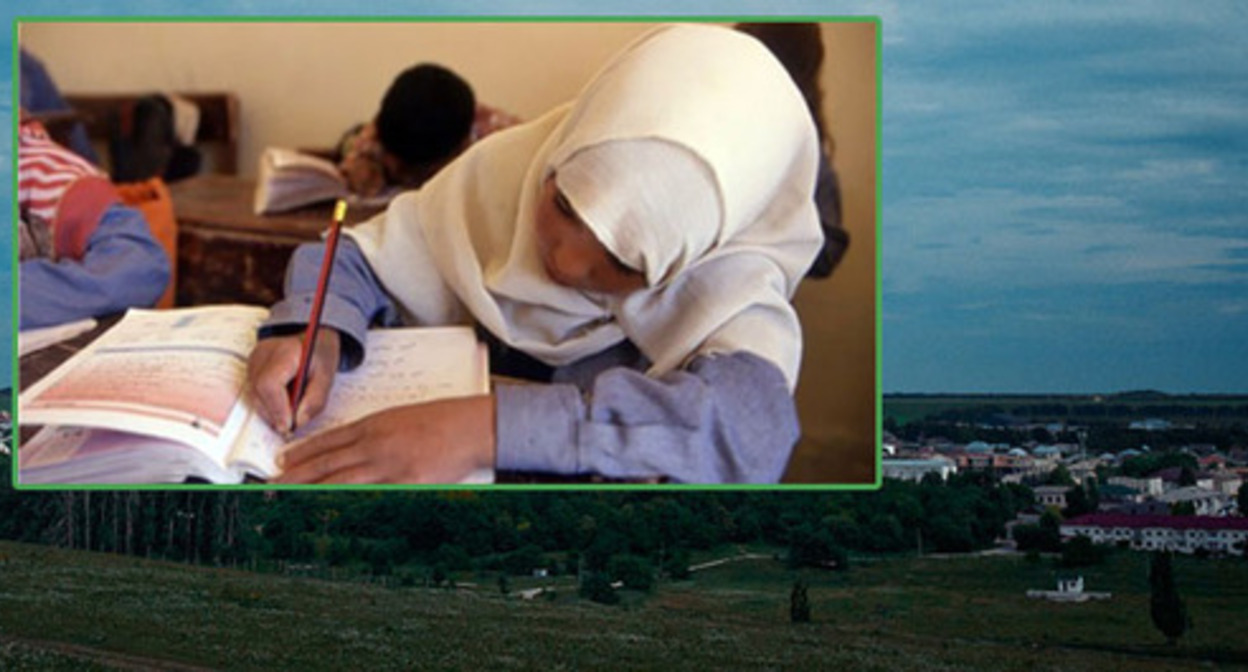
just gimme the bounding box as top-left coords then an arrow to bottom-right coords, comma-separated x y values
294,328 -> 485,438
22,306 -> 268,440
29,349 -> 246,437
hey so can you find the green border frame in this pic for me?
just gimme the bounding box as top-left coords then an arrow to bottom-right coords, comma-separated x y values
10,15 -> 883,493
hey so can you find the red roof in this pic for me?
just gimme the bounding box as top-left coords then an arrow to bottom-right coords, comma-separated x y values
1063,514 -> 1248,531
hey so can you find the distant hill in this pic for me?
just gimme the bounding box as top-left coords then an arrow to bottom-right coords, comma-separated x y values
884,392 -> 1248,426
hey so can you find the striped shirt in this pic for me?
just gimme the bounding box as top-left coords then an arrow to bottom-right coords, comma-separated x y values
19,120 -> 106,223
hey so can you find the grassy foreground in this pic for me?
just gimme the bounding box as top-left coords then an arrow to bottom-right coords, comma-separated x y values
1,541 -> 1245,671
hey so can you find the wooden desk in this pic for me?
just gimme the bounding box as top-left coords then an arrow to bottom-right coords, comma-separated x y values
169,175 -> 382,306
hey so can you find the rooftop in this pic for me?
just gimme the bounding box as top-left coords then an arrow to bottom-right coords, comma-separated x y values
1063,513 -> 1248,531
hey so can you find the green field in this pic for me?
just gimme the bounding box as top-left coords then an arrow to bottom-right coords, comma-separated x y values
2,542 -> 1246,670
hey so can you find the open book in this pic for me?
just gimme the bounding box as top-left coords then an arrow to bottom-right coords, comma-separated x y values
253,147 -> 397,215
17,305 -> 492,485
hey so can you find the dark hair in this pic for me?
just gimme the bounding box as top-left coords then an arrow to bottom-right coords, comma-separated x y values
736,22 -> 829,145
375,63 -> 476,165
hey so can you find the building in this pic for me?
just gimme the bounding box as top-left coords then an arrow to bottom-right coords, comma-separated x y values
1156,467 -> 1216,491
1065,458 -> 1102,485
1061,514 -> 1248,556
1211,471 -> 1244,499
881,457 -> 957,482
1033,485 -> 1071,510
1107,475 -> 1164,497
1157,486 -> 1234,516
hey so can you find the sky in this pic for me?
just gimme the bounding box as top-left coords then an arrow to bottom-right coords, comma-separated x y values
3,1 -> 1247,395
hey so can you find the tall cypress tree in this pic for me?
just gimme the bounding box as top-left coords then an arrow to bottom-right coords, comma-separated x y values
1149,551 -> 1189,646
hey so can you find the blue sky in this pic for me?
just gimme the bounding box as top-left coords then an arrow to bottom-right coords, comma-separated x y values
4,1 -> 1247,394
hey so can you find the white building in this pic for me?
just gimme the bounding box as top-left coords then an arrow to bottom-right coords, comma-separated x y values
1033,485 -> 1071,510
881,457 -> 957,482
1129,418 -> 1173,431
1157,486 -> 1234,516
1061,514 -> 1248,556
1108,475 -> 1164,497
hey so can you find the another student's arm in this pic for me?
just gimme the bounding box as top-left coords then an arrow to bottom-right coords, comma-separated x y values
493,351 -> 799,484
19,204 -> 170,330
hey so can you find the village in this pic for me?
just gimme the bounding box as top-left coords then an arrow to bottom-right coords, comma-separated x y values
882,412 -> 1248,558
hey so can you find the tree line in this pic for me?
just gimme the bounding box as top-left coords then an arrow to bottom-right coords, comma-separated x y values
0,457 -> 1032,582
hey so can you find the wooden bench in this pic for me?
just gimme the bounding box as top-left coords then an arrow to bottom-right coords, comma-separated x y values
62,91 -> 240,175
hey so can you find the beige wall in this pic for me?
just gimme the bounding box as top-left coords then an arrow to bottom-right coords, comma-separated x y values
21,20 -> 878,484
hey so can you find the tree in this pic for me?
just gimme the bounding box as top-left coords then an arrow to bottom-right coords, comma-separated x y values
787,524 -> 848,570
1178,466 -> 1198,487
662,547 -> 691,581
1170,501 -> 1197,517
789,579 -> 811,623
609,554 -> 654,592
579,572 -> 619,605
1047,464 -> 1075,487
1059,535 -> 1107,568
1149,552 -> 1190,646
1063,485 -> 1094,518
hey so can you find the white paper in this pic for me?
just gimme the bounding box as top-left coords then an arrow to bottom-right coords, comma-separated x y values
18,318 -> 98,357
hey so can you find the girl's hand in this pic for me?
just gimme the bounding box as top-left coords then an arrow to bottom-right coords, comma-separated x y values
272,394 -> 496,484
247,329 -> 342,434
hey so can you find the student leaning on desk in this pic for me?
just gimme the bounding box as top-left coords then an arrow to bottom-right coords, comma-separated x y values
246,24 -> 823,485
17,113 -> 171,330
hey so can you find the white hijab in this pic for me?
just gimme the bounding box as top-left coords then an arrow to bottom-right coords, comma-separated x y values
346,24 -> 822,389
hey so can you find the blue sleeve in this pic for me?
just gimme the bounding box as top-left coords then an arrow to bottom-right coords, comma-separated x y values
493,351 -> 800,484
19,204 -> 170,330
259,237 -> 397,370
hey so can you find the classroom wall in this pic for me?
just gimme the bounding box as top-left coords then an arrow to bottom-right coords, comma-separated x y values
21,20 -> 878,484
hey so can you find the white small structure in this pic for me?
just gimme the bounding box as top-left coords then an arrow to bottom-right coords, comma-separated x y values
1026,576 -> 1112,602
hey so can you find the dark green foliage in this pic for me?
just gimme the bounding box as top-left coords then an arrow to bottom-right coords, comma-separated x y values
429,563 -> 448,588
1170,501 -> 1197,516
609,554 -> 654,591
0,479 -> 1035,581
1047,464 -> 1075,487
663,547 -> 692,580
502,543 -> 544,576
787,524 -> 848,570
1063,483 -> 1097,518
1059,535 -> 1108,568
579,571 -> 619,605
1178,467 -> 1198,487
1013,524 -> 1060,553
1120,452 -> 1198,479
790,579 -> 811,623
1149,551 -> 1190,645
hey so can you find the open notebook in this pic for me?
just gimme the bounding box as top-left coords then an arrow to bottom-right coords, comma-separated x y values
18,305 -> 492,485
253,147 -> 397,214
